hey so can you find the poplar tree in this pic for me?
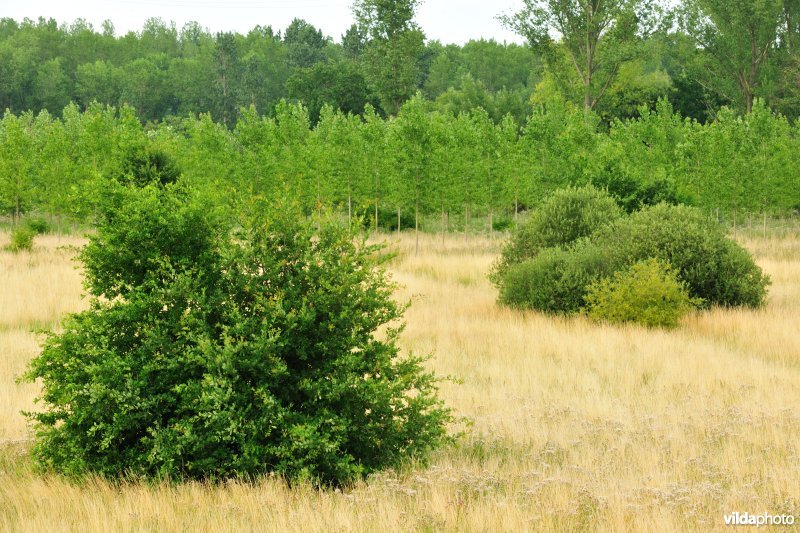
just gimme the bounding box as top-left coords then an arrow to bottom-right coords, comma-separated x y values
353,0 -> 425,115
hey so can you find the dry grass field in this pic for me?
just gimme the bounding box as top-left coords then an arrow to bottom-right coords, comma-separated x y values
0,230 -> 798,532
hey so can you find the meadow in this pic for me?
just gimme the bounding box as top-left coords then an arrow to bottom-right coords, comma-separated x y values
0,229 -> 798,532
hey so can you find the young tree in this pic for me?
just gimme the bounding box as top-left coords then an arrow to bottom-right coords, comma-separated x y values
283,18 -> 330,69
354,0 -> 425,115
0,111 -> 35,223
360,105 -> 388,230
469,108 -> 502,238
389,95 -> 433,253
313,106 -> 365,231
213,32 -> 242,127
497,113 -> 525,224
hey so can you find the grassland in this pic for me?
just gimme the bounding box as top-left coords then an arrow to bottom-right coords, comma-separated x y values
0,230 -> 798,532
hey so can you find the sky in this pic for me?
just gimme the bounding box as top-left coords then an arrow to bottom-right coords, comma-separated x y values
0,0 -> 527,45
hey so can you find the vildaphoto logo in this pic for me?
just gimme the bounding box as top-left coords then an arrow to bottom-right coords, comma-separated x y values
723,512 -> 796,527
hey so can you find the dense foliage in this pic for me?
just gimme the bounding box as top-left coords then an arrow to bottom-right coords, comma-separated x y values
492,192 -> 770,319
0,16 -> 537,125
2,0 -> 800,123
24,184 -> 452,485
498,245 -> 607,314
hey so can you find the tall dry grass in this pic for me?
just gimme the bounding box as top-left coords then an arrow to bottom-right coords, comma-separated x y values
0,230 -> 798,532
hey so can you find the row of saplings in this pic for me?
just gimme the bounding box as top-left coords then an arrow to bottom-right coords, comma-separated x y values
490,186 -> 770,327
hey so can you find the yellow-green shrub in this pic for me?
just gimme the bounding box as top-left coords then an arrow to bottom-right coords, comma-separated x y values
584,259 -> 702,328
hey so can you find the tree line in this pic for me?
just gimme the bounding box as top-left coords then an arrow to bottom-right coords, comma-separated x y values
1,0 -> 800,127
2,98 -> 799,235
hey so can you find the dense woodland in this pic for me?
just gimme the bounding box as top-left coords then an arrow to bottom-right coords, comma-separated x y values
2,0 -> 800,225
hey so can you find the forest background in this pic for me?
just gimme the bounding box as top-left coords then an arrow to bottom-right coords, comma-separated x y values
2,0 -> 800,228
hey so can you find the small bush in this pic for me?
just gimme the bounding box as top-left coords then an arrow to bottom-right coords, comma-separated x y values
592,173 -> 686,213
115,145 -> 181,188
492,215 -> 514,232
24,185 -> 451,486
7,226 -> 35,252
24,217 -> 52,235
584,259 -> 702,328
491,185 -> 622,286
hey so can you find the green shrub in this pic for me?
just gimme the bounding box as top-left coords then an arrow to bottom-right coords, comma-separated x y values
584,259 -> 702,328
498,244 -> 611,314
24,217 -> 52,235
493,202 -> 769,315
24,185 -> 451,486
492,215 -> 514,232
115,145 -> 181,188
491,185 -> 622,286
7,226 -> 35,252
586,204 -> 770,308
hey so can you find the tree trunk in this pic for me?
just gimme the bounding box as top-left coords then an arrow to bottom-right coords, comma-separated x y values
13,195 -> 20,227
441,205 -> 446,250
415,199 -> 419,256
584,10 -> 593,110
464,203 -> 469,242
374,170 -> 380,232
397,207 -> 401,234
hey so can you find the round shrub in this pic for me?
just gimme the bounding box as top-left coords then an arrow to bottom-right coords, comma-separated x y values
24,185 -> 451,485
592,172 -> 686,213
491,185 -> 621,286
498,244 -> 611,314
585,204 -> 770,308
584,259 -> 702,328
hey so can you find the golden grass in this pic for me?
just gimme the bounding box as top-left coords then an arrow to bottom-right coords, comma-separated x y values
1,230 -> 799,532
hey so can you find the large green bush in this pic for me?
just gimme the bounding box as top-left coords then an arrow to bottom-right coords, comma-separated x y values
584,259 -> 702,328
24,184 -> 451,485
591,172 -> 686,213
490,185 -> 622,286
492,197 -> 769,316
